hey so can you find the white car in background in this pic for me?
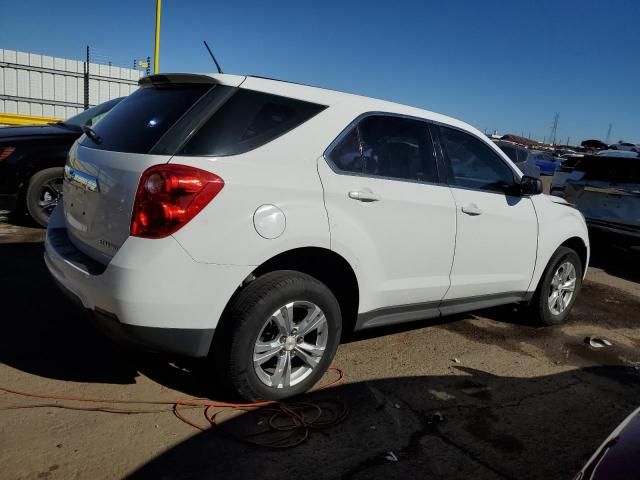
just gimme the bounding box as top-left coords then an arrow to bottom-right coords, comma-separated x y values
608,142 -> 639,152
44,73 -> 590,400
551,151 -> 640,240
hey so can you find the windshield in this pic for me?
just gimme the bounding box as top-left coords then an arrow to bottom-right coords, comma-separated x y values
63,97 -> 123,127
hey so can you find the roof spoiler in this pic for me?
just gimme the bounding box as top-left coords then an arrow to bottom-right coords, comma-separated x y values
139,73 -> 216,87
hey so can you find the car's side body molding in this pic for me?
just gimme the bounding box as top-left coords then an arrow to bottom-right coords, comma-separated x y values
355,291 -> 534,331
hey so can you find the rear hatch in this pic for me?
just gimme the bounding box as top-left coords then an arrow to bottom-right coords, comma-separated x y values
564,154 -> 640,228
63,74 -> 242,264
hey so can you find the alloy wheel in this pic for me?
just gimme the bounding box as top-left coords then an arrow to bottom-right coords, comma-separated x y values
253,301 -> 329,389
38,177 -> 63,217
548,261 -> 577,315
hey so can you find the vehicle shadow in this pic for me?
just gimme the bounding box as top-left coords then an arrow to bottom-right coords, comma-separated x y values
4,234 -> 637,402
128,365 -> 640,480
0,240 -> 218,398
589,231 -> 640,285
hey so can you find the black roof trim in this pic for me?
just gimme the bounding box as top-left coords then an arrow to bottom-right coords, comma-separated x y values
139,73 -> 217,87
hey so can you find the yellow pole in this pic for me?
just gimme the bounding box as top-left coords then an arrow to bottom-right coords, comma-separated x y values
154,0 -> 162,73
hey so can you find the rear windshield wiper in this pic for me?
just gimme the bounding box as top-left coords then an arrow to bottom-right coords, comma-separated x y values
81,125 -> 103,145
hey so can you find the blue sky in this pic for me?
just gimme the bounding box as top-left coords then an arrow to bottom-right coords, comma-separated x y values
2,0 -> 638,144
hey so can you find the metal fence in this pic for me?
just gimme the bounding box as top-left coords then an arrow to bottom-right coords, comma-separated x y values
0,48 -> 142,124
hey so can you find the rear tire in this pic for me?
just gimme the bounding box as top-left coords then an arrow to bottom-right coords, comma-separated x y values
527,246 -> 583,325
25,167 -> 64,227
213,270 -> 342,401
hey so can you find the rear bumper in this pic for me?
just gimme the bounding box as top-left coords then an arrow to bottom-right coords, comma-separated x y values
51,272 -> 214,356
44,204 -> 254,357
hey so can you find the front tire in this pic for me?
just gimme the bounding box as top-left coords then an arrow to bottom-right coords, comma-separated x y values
528,246 -> 583,325
214,270 -> 342,401
25,167 -> 64,227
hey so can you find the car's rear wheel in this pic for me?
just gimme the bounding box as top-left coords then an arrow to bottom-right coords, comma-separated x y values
25,167 -> 64,227
528,246 -> 583,325
214,270 -> 342,401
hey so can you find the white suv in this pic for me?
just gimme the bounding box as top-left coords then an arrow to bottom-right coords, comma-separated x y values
45,73 -> 589,400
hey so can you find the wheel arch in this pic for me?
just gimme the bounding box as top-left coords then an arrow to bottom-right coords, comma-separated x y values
216,247 -> 360,339
560,236 -> 588,276
17,158 -> 65,203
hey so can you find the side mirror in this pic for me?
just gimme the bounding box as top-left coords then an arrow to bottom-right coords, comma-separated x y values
520,175 -> 543,195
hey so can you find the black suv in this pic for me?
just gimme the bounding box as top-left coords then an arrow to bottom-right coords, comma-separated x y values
0,97 -> 122,226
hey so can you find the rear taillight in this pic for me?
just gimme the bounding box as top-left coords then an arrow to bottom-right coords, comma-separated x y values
0,147 -> 16,162
131,164 -> 224,239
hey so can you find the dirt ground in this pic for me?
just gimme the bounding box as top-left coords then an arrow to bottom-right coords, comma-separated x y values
1,213 -> 640,480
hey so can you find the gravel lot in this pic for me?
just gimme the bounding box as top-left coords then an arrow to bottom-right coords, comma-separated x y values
1,214 -> 640,479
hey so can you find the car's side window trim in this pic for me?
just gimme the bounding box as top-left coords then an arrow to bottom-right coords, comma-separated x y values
432,122 -> 523,196
323,111 -> 447,187
429,121 -> 455,186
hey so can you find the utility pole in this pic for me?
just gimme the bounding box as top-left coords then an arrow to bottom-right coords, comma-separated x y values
549,113 -> 559,146
605,123 -> 612,144
84,45 -> 90,110
154,0 -> 162,73
567,136 -> 570,146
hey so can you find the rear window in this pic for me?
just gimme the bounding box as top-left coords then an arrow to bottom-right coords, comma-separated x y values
179,89 -> 326,156
80,84 -> 211,154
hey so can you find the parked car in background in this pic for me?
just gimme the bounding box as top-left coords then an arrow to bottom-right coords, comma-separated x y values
45,73 -> 589,401
0,97 -> 123,226
595,150 -> 639,158
553,152 -> 639,241
554,148 -> 578,158
608,142 -> 639,152
493,140 -> 540,177
530,150 -> 561,175
574,406 -> 640,479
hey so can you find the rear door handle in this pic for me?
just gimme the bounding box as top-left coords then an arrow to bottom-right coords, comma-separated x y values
348,190 -> 380,202
461,203 -> 482,215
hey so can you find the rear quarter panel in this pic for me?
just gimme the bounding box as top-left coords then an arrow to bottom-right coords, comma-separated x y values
168,107 -> 350,266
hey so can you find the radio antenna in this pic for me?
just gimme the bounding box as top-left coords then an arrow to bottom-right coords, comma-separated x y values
203,41 -> 223,74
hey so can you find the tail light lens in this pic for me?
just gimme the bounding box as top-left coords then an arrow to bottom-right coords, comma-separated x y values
0,147 -> 16,162
131,164 -> 224,239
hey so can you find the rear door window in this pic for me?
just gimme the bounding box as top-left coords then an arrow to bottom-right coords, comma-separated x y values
180,89 -> 326,156
328,129 -> 362,173
80,84 -> 211,154
359,116 -> 438,182
327,115 -> 438,183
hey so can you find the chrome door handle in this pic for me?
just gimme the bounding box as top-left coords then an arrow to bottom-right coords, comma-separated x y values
461,203 -> 482,215
348,190 -> 380,202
